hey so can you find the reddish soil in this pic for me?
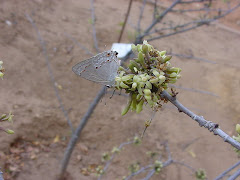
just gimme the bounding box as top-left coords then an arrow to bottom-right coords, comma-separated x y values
0,0 -> 240,180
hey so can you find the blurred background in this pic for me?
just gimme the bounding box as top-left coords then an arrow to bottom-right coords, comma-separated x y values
0,0 -> 240,179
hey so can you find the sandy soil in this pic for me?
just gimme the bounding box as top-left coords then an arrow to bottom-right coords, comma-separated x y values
0,0 -> 240,179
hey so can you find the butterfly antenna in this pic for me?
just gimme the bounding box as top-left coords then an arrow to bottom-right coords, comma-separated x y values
141,111 -> 157,138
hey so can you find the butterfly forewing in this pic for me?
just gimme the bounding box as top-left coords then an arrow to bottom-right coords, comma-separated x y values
72,50 -> 120,86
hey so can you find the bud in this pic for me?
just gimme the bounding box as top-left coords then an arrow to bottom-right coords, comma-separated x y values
131,44 -> 137,53
115,77 -> 121,82
236,124 -> 240,134
150,77 -> 158,84
132,82 -> 137,89
138,52 -> 145,65
136,99 -> 144,113
169,72 -> 177,78
141,76 -> 147,82
143,89 -> 151,96
120,82 -> 130,88
122,74 -> 134,81
6,129 -> 14,134
0,72 -> 4,79
159,50 -> 166,56
122,95 -> 133,116
0,61 -> 3,65
145,81 -> 152,89
162,55 -> 172,63
142,44 -> 149,54
167,67 -> 182,73
152,70 -> 160,77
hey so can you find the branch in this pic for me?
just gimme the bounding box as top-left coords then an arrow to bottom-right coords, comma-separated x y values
137,0 -> 147,34
170,52 -> 217,64
169,84 -> 219,97
228,169 -> 240,180
59,86 -> 106,178
0,170 -> 3,180
90,0 -> 99,52
64,32 -> 94,56
215,161 -> 240,180
25,14 -> 74,133
136,0 -> 181,43
147,3 -> 240,41
98,140 -> 134,180
161,90 -> 240,150
118,0 -> 133,43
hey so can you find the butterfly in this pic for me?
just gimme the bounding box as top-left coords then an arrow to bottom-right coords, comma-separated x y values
72,50 -> 120,87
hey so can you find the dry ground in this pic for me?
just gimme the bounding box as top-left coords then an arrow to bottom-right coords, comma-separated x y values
0,0 -> 240,179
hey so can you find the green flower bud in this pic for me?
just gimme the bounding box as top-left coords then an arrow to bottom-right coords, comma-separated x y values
144,95 -> 151,100
111,147 -> 120,153
142,76 -> 147,82
236,124 -> 240,134
159,50 -> 166,56
0,61 -> 3,65
167,67 -> 182,73
115,77 -> 122,82
136,99 -> 144,113
122,74 -> 134,81
120,82 -> 130,88
131,93 -> 137,111
143,89 -> 151,96
145,81 -> 152,89
132,82 -> 137,89
177,74 -> 181,79
142,44 -> 148,54
131,44 -> 138,53
137,86 -> 143,95
152,70 -> 160,77
150,77 -> 159,84
136,94 -> 143,101
168,78 -> 177,84
122,95 -> 133,115
129,60 -> 140,73
118,66 -> 125,71
6,129 -> 14,134
169,72 -> 177,78
0,72 -> 4,79
159,75 -> 166,80
163,55 -> 172,62
138,52 -> 145,65
137,44 -> 142,52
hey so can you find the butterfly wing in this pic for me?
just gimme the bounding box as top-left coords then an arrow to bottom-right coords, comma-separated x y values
72,51 -> 120,86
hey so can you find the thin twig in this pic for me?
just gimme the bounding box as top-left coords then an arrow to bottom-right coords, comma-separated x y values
215,161 -> 240,180
161,90 -> 240,150
170,52 -> 216,64
118,0 -> 133,43
98,141 -> 134,180
169,84 -> 219,97
227,169 -> 240,180
90,0 -> 99,52
147,3 -> 240,41
137,0 -> 147,34
64,32 -> 93,56
137,0 -> 181,43
25,14 -> 74,133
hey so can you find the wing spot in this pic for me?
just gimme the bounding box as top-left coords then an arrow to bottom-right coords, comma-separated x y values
107,53 -> 110,57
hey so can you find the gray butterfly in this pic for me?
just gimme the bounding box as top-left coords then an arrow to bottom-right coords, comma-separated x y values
72,50 -> 120,87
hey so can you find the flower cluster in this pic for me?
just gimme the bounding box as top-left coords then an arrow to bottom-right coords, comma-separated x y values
115,41 -> 181,115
